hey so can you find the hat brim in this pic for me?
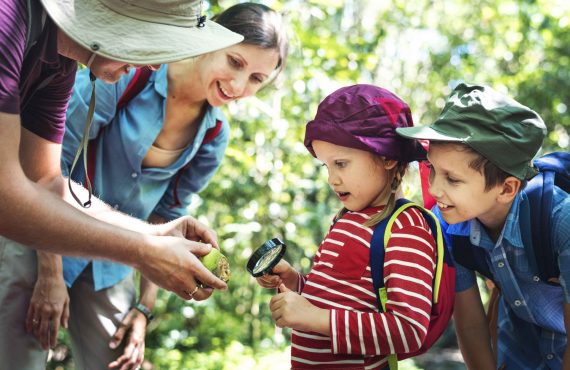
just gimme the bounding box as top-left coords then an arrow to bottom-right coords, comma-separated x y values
396,125 -> 464,143
41,0 -> 244,64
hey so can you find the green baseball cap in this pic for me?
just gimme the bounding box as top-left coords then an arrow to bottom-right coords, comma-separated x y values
396,83 -> 547,180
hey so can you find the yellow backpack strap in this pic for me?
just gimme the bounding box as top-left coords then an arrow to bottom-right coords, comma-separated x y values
383,203 -> 444,303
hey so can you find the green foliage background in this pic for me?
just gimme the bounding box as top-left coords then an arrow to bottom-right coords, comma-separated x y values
49,0 -> 569,369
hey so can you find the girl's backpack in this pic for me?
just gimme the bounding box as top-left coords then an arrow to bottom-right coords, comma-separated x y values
370,198 -> 456,369
451,151 -> 570,286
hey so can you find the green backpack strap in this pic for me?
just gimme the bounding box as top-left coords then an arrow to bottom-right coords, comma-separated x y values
372,200 -> 445,370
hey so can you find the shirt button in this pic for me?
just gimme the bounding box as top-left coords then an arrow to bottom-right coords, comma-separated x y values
131,172 -> 138,178
546,353 -> 554,360
533,276 -> 540,282
497,261 -> 505,268
514,300 -> 522,306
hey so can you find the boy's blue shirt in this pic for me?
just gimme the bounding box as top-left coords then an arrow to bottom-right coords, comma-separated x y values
445,185 -> 570,368
60,66 -> 230,290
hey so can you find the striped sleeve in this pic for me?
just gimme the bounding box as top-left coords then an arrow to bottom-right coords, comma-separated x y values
330,207 -> 437,356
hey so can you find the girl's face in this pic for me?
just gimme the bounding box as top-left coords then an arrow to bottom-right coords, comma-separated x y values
195,43 -> 280,106
426,143 -> 505,226
312,140 -> 393,212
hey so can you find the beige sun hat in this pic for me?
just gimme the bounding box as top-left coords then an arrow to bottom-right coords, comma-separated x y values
39,0 -> 244,65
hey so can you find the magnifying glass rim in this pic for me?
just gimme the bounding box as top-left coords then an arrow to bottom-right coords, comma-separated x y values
247,237 -> 287,277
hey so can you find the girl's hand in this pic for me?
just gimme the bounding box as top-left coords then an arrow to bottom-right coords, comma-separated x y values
269,284 -> 330,335
256,259 -> 298,290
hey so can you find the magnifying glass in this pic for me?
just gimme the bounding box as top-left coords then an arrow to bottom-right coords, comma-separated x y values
246,238 -> 287,277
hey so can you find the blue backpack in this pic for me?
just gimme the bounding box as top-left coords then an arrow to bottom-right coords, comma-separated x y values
370,199 -> 455,369
451,152 -> 570,285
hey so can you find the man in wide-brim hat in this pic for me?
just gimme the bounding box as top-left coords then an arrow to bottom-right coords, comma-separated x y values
0,0 -> 242,367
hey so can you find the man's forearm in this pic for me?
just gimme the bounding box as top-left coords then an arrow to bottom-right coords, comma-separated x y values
63,177 -> 154,234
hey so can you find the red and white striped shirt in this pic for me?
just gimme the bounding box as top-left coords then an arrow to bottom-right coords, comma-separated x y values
291,205 -> 437,369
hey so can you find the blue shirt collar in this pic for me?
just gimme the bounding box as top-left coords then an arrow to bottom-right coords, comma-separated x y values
446,192 -> 526,249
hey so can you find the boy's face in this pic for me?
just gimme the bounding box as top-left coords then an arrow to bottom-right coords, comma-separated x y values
426,143 -> 505,226
312,140 -> 393,212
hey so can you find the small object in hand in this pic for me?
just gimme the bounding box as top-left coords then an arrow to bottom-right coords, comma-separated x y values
247,238 -> 287,277
200,248 -> 231,283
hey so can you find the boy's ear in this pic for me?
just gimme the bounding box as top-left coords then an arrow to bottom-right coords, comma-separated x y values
497,176 -> 521,203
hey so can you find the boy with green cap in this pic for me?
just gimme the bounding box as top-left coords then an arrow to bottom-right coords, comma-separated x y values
396,83 -> 570,369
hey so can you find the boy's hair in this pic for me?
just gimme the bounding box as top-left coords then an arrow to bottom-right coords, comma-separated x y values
431,142 -> 525,191
396,83 -> 546,181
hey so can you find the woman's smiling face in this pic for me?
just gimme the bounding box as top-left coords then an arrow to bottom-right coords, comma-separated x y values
195,43 -> 280,107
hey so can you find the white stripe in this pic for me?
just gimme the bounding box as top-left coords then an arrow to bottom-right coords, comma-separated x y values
380,313 -> 394,353
331,310 -> 338,352
345,311 -> 351,354
387,287 -> 432,305
291,343 -> 331,353
331,228 -> 370,248
303,292 -> 354,310
390,233 -> 435,251
394,218 -> 403,229
337,218 -> 373,235
385,247 -> 435,268
410,324 -> 422,350
291,356 -> 363,365
350,211 -> 371,219
321,250 -> 339,257
385,273 -> 432,291
306,280 -> 377,310
403,210 -> 414,225
324,238 -> 344,246
358,313 -> 365,355
369,312 -> 380,354
311,270 -> 377,299
393,311 -> 428,335
365,357 -> 389,370
292,330 -> 330,341
316,261 -> 334,269
384,259 -> 434,278
394,316 -> 409,352
361,276 -> 373,284
387,301 -> 431,321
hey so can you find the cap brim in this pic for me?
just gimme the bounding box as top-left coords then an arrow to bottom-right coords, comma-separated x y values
396,125 -> 464,142
41,0 -> 244,64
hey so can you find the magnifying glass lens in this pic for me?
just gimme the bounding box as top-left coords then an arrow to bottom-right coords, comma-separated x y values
253,245 -> 284,274
247,238 -> 287,277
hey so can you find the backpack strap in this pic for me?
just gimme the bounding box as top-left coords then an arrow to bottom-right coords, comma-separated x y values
24,0 -> 47,58
522,152 -> 570,284
451,234 -> 495,283
370,199 -> 445,370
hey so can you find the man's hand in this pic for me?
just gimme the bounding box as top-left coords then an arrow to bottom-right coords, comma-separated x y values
269,284 -> 329,335
138,235 -> 227,300
26,271 -> 69,350
152,216 -> 218,246
108,308 -> 147,370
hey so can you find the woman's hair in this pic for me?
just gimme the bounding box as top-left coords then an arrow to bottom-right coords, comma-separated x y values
214,3 -> 289,82
334,159 -> 409,228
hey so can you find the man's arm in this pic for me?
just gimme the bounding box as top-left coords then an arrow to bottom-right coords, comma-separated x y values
454,285 -> 496,369
0,112 -> 225,298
